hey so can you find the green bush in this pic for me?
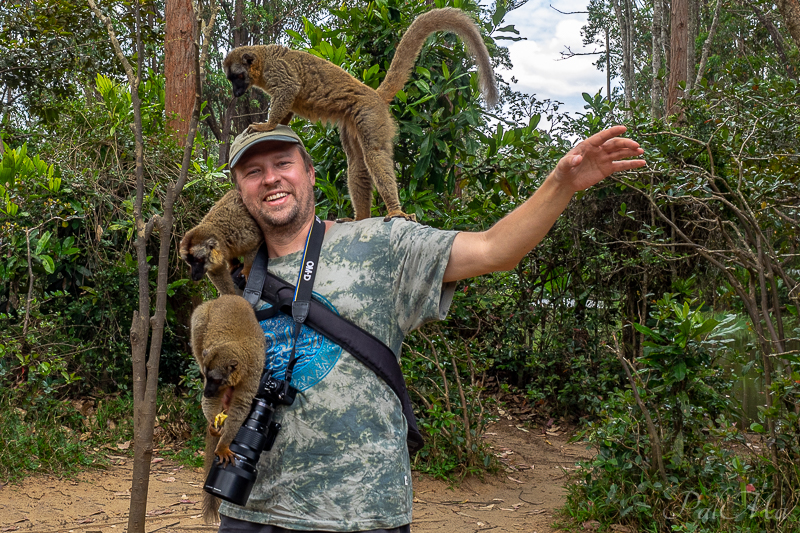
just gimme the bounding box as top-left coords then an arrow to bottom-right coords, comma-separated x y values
564,294 -> 800,532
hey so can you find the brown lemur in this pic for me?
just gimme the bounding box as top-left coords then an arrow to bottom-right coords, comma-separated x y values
179,189 -> 262,295
190,294 -> 266,523
223,7 -> 498,222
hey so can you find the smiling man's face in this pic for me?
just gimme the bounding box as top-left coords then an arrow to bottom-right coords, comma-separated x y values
234,141 -> 316,237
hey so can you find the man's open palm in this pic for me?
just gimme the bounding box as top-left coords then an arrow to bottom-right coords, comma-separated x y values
554,125 -> 646,192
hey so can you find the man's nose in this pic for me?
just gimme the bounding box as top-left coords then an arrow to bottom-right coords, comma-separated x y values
261,165 -> 281,185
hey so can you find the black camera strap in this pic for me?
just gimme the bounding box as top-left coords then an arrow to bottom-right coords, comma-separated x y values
237,221 -> 424,454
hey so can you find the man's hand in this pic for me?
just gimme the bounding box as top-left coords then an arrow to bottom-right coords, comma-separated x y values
443,125 -> 646,283
551,125 -> 645,193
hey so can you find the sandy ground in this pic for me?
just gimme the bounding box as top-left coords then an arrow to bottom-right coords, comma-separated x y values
0,420 -> 592,533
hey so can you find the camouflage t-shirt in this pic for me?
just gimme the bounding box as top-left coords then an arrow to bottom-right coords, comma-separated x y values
219,217 -> 458,531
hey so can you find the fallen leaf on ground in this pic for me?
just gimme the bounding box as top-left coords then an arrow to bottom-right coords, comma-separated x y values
75,518 -> 94,524
582,520 -> 601,530
117,440 -> 130,450
1,527 -> 19,532
159,476 -> 176,482
477,504 -> 494,510
507,476 -> 524,484
151,457 -> 164,464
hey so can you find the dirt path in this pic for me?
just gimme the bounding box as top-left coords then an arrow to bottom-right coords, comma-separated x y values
0,422 -> 591,533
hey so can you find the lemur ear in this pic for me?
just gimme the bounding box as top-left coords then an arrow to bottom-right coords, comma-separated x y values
242,52 -> 256,66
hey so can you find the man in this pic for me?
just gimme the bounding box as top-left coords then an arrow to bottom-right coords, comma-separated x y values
217,124 -> 645,533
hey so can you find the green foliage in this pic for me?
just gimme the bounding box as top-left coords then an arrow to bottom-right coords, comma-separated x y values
403,325 -> 497,479
0,395 -> 97,482
563,294 -> 800,532
0,388 -> 206,482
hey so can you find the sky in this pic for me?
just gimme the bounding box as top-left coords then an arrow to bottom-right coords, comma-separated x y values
497,0 -> 610,119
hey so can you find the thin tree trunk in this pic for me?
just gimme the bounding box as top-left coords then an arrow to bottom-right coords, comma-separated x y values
605,29 -> 611,100
685,0 -> 699,92
612,334 -> 668,484
205,103 -> 223,141
234,0 -> 245,46
651,0 -> 665,117
625,0 -> 634,106
667,0 -> 688,117
218,97 -> 237,165
611,0 -> 634,114
695,0 -> 723,86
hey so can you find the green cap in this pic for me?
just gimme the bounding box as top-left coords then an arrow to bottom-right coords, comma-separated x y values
228,125 -> 305,169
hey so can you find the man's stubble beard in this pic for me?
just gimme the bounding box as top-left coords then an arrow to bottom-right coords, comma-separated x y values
250,184 -> 316,239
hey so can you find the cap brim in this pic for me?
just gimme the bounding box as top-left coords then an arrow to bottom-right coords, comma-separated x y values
229,134 -> 301,168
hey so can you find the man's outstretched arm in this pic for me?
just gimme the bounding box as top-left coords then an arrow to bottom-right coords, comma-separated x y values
443,125 -> 646,283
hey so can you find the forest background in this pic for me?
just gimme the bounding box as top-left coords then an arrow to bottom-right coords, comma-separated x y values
0,0 -> 798,531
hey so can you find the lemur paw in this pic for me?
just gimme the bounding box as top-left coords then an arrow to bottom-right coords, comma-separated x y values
246,123 -> 277,133
383,211 -> 417,222
215,444 -> 235,466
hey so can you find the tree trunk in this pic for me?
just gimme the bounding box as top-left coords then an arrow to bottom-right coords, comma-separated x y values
606,29 -> 611,100
651,0 -> 665,117
611,0 -> 634,115
776,0 -> 800,52
218,98 -> 237,166
667,0 -> 688,117
234,0 -> 245,47
165,0 -> 197,142
625,0 -> 635,106
685,0 -> 699,92
695,0 -> 723,86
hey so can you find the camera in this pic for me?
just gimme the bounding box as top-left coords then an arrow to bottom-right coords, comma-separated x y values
203,371 -> 297,506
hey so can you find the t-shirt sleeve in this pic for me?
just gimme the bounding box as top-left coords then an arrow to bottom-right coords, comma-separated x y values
389,219 -> 458,334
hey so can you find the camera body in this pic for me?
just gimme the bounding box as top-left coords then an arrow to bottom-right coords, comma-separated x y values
203,371 -> 297,506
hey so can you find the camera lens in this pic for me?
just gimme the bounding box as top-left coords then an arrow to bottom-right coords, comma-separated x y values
204,374 -> 297,506
203,455 -> 258,506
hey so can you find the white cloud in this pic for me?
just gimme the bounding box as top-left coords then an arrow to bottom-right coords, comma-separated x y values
497,0 -> 613,116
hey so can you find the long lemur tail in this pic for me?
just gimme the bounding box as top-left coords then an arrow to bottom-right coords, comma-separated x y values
201,430 -> 221,524
376,7 -> 498,108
